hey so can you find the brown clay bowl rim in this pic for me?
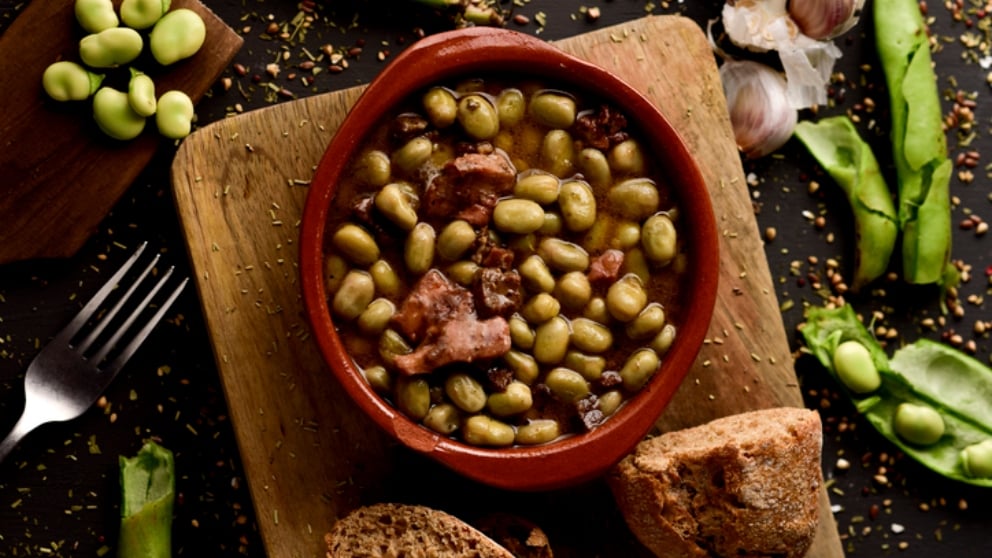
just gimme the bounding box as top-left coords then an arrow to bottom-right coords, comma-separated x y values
300,26 -> 719,492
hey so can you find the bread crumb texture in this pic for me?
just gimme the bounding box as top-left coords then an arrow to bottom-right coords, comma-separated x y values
608,407 -> 823,558
324,503 -> 515,558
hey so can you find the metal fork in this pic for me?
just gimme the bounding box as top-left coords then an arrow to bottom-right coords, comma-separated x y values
0,242 -> 188,463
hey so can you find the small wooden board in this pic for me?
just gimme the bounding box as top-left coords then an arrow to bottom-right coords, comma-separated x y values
0,0 -> 242,264
171,15 -> 843,558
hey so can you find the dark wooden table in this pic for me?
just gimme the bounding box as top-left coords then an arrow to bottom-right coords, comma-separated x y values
1,1 -> 990,556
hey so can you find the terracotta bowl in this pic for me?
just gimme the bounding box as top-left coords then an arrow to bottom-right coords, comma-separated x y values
299,27 -> 719,491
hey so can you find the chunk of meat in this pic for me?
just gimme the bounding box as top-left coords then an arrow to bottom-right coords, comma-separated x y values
390,269 -> 474,343
587,249 -> 625,287
422,151 -> 516,218
573,104 -> 630,150
473,268 -> 523,318
393,316 -> 511,375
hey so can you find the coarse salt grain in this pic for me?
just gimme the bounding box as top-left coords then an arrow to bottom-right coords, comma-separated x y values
891,523 -> 905,534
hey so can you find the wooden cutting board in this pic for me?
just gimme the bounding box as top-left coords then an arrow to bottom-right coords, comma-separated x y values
0,0 -> 242,264
171,16 -> 843,558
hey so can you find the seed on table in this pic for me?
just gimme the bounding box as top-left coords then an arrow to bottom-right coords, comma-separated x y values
764,227 -> 777,242
976,222 -> 989,236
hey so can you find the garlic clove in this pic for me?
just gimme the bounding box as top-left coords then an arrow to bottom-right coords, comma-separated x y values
719,59 -> 798,159
788,0 -> 865,40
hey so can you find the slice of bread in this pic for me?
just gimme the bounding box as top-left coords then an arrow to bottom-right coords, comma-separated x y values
475,512 -> 554,558
607,407 -> 823,558
324,502 -> 515,558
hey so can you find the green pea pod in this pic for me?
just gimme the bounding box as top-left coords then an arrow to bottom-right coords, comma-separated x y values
874,0 -> 953,286
794,116 -> 898,292
802,304 -> 992,486
117,441 -> 175,558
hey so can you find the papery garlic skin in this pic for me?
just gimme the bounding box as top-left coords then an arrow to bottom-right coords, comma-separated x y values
720,59 -> 798,159
789,0 -> 865,40
722,0 -> 842,109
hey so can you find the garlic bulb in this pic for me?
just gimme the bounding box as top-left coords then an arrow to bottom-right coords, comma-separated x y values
719,59 -> 798,159
722,0 -> 842,109
788,0 -> 865,40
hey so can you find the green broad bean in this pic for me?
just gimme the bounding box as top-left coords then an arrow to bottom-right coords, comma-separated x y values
422,87 -> 458,128
446,260 -> 480,286
120,0 -> 170,30
445,373 -> 487,413
577,148 -> 612,188
609,138 -> 646,175
620,348 -> 660,391
357,298 -> 396,336
529,91 -> 577,129
539,211 -> 563,236
332,270 -> 375,321
463,416 -> 515,447
323,254 -> 349,295
514,171 -> 560,205
392,136 -> 433,174
404,222 -> 436,274
332,223 -> 380,266
554,271 -> 592,311
832,340 -> 881,394
155,90 -> 194,139
363,365 -> 392,394
893,403 -> 945,446
487,381 -> 533,417
563,350 -> 606,381
496,88 -> 526,127
649,324 -> 677,356
961,440 -> 992,478
515,420 -> 560,445
608,178 -> 660,221
493,199 -> 545,234
375,183 -> 418,231
598,390 -> 624,417
537,238 -> 589,273
614,221 -> 641,250
622,247 -> 650,284
582,297 -> 611,325
541,129 -> 575,178
545,367 -> 590,403
80,28 -> 144,69
606,274 -> 648,322
520,292 -> 561,325
533,316 -> 571,365
378,329 -> 412,370
369,259 -> 402,298
436,220 -> 477,261
508,317 -> 535,350
149,8 -> 206,65
504,349 -> 540,385
355,150 -> 392,186
457,94 -> 500,140
507,233 -> 538,254
519,255 -> 556,293
127,69 -> 157,117
641,213 -> 678,264
569,317 -> 613,354
396,377 -> 431,421
558,180 -> 597,232
42,61 -> 104,102
74,0 -> 118,34
92,87 -> 146,140
625,303 -> 666,341
424,403 -> 460,435
580,219 -> 612,254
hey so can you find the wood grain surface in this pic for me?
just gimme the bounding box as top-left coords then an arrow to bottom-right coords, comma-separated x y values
0,0 -> 242,264
171,16 -> 843,558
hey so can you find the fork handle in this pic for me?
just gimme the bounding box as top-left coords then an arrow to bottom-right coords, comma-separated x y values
0,410 -> 47,464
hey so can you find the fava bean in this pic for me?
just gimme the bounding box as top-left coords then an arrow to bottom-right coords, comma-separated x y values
533,316 -> 570,364
564,350 -> 606,381
396,377 -> 431,421
508,317 -> 536,350
332,223 -> 380,266
961,440 -> 992,478
650,324 -> 677,356
324,254 -> 349,295
127,69 -> 157,117
405,222 -> 436,274
445,373 -> 487,413
75,0 -> 118,33
392,136 -> 433,174
357,298 -> 396,336
424,403 -> 460,435
369,259 -> 402,298
554,271 -> 592,311
487,381 -> 533,417
622,247 -> 651,284
493,198 -> 545,234
42,61 -> 103,102
463,415 -> 515,447
558,180 -> 597,232
642,213 -> 678,264
504,349 -> 540,385
570,317 -> 613,354
614,221 -> 642,250
375,183 -> 418,231
577,147 -> 612,188
539,211 -> 563,236
515,420 -> 560,445
378,329 -> 412,370
155,90 -> 194,139
92,87 -> 146,140
893,402 -> 945,446
332,270 -> 375,320
598,390 -> 624,416
80,28 -> 144,68
457,94 -> 500,140
545,367 -> 590,403
606,274 -> 648,322
423,87 -> 458,128
519,255 -> 555,294
496,88 -> 526,127
620,348 -> 660,391
446,260 -> 480,286
541,129 -> 575,178
529,91 -> 577,129
508,233 -> 537,254
436,220 -> 476,261
521,292 -> 561,325
609,138 -> 646,175
608,178 -> 660,221
626,303 -> 666,341
149,8 -> 206,66
537,238 -> 589,272
582,297 -> 611,325
832,340 -> 881,394
120,0 -> 169,30
355,150 -> 392,186
363,365 -> 392,394
514,171 -> 560,205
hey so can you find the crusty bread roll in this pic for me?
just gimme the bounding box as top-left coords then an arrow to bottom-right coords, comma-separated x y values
324,502 -> 515,558
607,407 -> 823,558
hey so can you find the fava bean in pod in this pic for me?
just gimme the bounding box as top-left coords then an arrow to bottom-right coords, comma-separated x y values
149,8 -> 207,66
42,61 -> 104,102
92,87 -> 146,140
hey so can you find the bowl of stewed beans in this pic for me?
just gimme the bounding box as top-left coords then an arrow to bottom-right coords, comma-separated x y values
299,26 -> 719,491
